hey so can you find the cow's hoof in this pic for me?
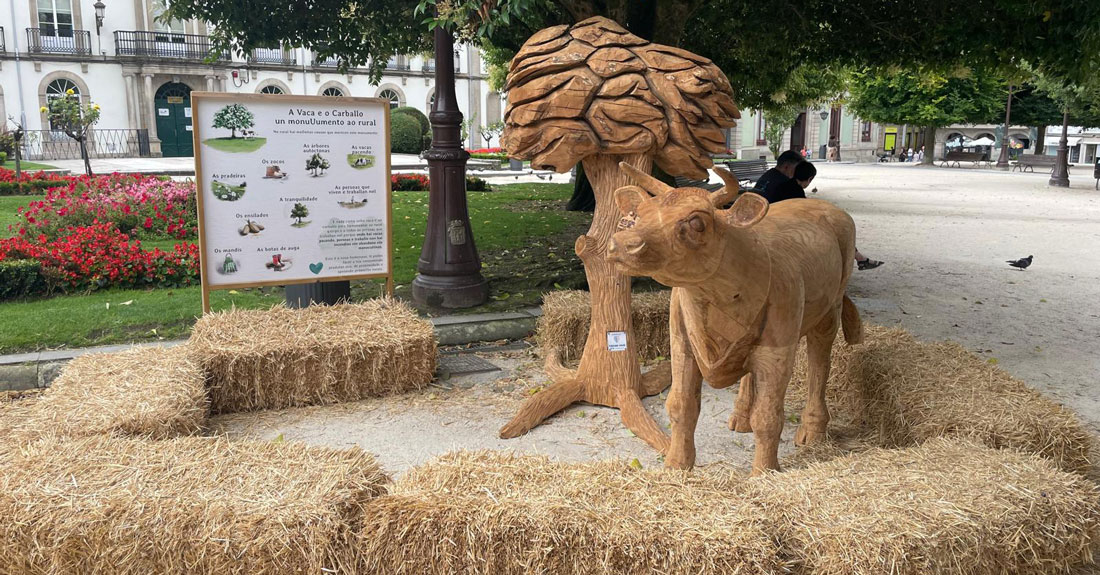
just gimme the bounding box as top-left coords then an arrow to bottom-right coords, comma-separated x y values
794,425 -> 826,446
728,411 -> 752,433
664,452 -> 695,470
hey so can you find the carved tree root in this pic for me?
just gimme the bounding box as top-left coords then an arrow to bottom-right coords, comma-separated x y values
499,153 -> 671,452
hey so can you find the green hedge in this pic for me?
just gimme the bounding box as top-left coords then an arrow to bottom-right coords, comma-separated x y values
466,176 -> 490,192
393,106 -> 430,135
0,259 -> 46,300
0,179 -> 67,196
391,113 -> 424,154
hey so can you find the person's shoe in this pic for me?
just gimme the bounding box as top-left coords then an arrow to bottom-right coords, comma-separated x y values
858,258 -> 884,270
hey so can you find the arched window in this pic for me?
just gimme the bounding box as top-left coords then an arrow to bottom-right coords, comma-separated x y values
378,88 -> 400,109
260,85 -> 284,95
322,87 -> 344,97
46,78 -> 80,102
428,92 -> 436,112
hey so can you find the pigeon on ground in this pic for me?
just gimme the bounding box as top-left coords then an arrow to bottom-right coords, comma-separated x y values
1006,255 -> 1033,270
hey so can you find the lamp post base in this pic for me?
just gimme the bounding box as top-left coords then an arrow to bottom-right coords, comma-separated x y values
412,272 -> 489,309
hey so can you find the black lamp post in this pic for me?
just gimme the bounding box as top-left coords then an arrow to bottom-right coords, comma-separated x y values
1049,110 -> 1071,187
411,24 -> 488,308
995,85 -> 1014,169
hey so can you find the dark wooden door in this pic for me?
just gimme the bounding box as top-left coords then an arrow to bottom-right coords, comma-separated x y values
789,112 -> 806,151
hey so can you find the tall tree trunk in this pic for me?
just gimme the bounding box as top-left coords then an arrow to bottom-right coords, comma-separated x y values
500,152 -> 671,452
79,137 -> 93,177
920,126 -> 936,165
1034,126 -> 1046,155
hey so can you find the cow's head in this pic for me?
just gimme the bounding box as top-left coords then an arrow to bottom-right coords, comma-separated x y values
607,162 -> 768,285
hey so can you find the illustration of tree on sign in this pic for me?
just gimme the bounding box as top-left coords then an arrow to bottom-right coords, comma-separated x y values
498,17 -> 739,451
290,202 -> 310,226
212,103 -> 254,139
306,153 -> 330,176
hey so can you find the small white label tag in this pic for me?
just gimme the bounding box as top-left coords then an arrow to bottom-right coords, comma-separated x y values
607,331 -> 627,351
158,108 -> 170,116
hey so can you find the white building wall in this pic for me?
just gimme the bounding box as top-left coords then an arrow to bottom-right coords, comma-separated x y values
0,0 -> 500,154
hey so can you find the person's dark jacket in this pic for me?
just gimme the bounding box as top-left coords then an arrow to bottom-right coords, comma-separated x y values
759,178 -> 807,204
752,168 -> 788,194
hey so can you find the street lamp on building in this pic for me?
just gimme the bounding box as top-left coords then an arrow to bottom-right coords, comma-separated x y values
93,0 -> 106,35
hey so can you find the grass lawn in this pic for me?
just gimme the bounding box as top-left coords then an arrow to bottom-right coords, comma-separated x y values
202,137 -> 267,153
0,183 -> 593,353
0,195 -> 42,234
2,161 -> 58,171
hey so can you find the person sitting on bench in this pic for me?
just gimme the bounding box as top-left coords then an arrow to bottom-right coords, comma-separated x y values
753,150 -> 804,194
760,161 -> 885,271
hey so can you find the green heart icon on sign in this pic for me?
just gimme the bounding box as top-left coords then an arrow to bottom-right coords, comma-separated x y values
309,262 -> 324,274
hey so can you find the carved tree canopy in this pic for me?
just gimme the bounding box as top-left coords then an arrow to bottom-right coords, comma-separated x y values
500,16 -> 740,179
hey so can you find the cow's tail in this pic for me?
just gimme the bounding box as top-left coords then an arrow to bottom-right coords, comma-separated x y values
841,295 -> 863,345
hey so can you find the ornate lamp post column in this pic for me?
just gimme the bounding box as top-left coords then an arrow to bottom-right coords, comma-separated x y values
412,25 -> 488,308
995,84 -> 1014,169
1049,110 -> 1071,187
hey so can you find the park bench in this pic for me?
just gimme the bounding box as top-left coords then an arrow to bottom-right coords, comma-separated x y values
939,151 -> 991,168
722,159 -> 770,186
1012,154 -> 1058,174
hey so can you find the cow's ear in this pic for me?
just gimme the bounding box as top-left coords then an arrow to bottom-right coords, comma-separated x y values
724,192 -> 768,228
615,185 -> 648,216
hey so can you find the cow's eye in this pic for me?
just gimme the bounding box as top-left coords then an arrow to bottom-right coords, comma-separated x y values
688,215 -> 705,232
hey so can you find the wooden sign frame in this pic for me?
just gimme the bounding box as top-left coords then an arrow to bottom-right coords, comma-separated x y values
190,92 -> 393,313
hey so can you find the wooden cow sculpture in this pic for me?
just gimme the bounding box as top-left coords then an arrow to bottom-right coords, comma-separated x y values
607,162 -> 863,474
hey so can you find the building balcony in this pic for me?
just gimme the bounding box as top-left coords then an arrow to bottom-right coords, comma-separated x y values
422,59 -> 435,72
250,47 -> 296,66
312,54 -> 339,67
26,28 -> 92,56
114,30 -> 228,61
385,58 -> 411,71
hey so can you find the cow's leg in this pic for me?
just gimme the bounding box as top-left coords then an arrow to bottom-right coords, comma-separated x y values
728,373 -> 754,432
795,307 -> 840,446
665,305 -> 703,470
748,345 -> 797,475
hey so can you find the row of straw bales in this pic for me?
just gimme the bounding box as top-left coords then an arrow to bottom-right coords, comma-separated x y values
363,439 -> 1100,575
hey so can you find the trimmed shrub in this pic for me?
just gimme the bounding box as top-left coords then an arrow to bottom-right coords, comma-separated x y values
0,259 -> 45,300
393,106 -> 430,135
466,176 -> 491,191
391,113 -> 423,154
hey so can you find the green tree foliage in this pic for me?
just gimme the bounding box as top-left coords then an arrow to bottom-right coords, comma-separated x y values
390,113 -> 424,154
305,153 -> 330,176
848,67 -> 1005,163
762,108 -> 799,159
211,103 -> 254,138
290,202 -> 310,224
42,90 -> 101,176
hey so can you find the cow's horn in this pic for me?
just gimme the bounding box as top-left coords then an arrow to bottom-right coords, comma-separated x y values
709,166 -> 741,207
619,162 -> 673,196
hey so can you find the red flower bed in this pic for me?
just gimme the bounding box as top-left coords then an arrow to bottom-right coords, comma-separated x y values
11,173 -> 197,241
392,174 -> 430,191
0,168 -> 71,195
0,222 -> 198,293
0,168 -> 70,184
469,147 -> 503,154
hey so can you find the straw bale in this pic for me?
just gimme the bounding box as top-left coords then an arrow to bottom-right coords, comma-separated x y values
0,435 -> 389,575
791,326 -> 1093,474
538,290 -> 670,362
751,438 -> 1100,575
189,298 -> 436,413
0,346 -> 206,440
359,451 -> 785,575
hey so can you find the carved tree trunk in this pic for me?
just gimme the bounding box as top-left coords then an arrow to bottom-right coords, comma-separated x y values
500,153 -> 671,452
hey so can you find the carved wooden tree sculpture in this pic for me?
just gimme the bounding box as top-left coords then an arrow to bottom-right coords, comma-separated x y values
498,16 -> 740,450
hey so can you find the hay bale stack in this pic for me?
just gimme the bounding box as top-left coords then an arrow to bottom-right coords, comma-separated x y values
0,435 -> 389,574
359,451 -> 782,575
0,346 -> 206,440
190,299 -> 436,413
538,290 -> 670,362
752,438 -> 1100,575
810,327 -> 1093,474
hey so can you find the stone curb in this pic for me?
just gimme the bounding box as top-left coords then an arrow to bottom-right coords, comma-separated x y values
0,307 -> 542,391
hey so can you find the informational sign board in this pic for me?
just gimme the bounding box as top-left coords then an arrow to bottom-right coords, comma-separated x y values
191,92 -> 392,312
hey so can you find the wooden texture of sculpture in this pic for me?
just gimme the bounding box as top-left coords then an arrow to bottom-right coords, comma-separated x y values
607,164 -> 864,474
498,17 -> 739,449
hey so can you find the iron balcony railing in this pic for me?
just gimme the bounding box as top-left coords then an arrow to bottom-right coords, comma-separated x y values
422,59 -> 435,72
312,52 -> 340,67
385,58 -> 411,71
26,27 -> 92,56
21,129 -> 151,161
114,30 -> 228,61
250,47 -> 296,65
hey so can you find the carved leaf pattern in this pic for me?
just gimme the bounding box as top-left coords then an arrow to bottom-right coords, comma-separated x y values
501,16 -> 740,178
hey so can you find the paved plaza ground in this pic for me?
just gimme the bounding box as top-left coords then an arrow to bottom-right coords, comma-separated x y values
213,162 -> 1100,475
